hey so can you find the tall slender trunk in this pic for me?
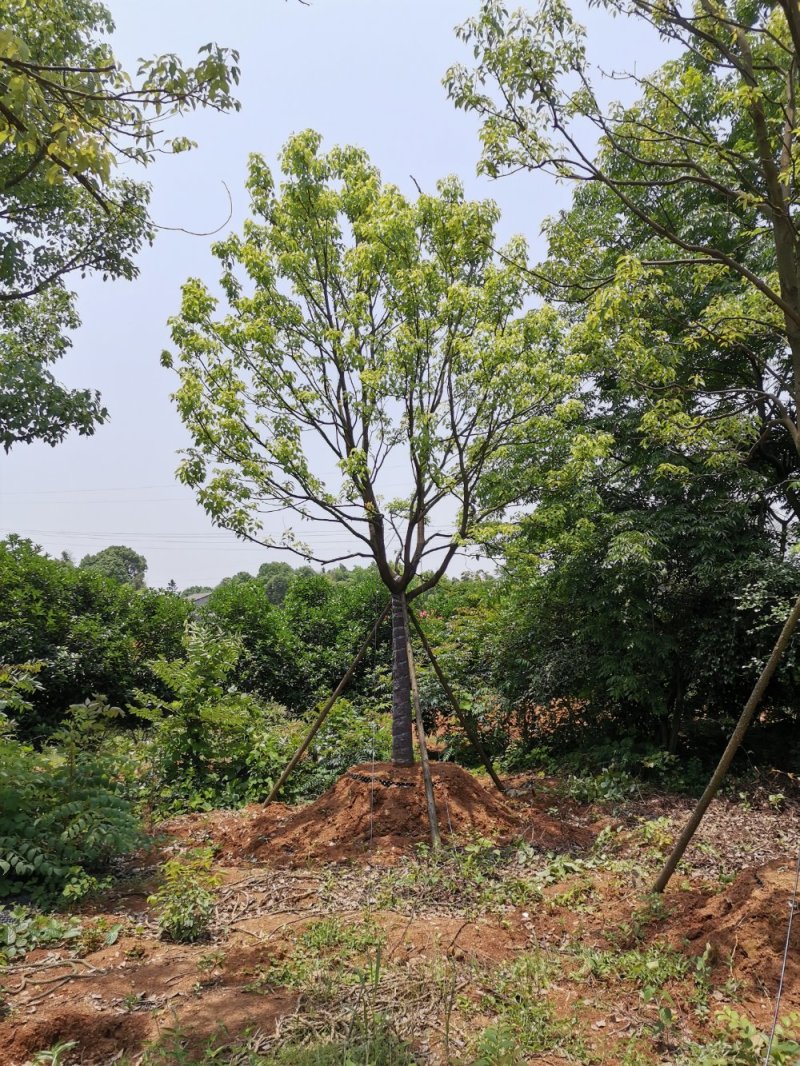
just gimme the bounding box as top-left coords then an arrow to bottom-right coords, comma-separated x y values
391,593 -> 414,765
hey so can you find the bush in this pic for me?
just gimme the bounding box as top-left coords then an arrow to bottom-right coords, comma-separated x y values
0,537 -> 190,736
0,690 -> 143,902
148,848 -> 219,942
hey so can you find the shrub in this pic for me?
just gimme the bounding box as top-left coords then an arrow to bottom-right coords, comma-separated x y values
0,692 -> 143,902
148,848 -> 219,942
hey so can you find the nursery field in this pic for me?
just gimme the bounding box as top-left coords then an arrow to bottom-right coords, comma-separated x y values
2,764 -> 799,1066
8,1 -> 800,1063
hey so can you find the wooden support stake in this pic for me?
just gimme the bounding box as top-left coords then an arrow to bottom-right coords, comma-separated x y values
401,594 -> 441,849
409,607 -> 506,794
264,601 -> 391,805
652,590 -> 800,893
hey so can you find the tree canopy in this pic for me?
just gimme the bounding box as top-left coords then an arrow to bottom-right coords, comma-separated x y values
446,0 -> 800,508
0,0 -> 240,450
79,544 -> 148,588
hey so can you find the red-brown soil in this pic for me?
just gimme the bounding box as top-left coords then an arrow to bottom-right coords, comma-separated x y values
679,858 -> 800,988
210,762 -> 595,864
245,761 -> 522,862
1,767 -> 798,1065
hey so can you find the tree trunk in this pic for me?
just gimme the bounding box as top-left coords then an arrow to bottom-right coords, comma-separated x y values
652,590 -> 800,893
391,593 -> 414,765
667,668 -> 685,757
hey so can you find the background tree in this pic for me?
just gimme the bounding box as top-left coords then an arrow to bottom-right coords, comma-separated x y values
0,0 -> 240,450
447,0 -> 800,884
0,537 -> 189,734
166,130 -> 566,765
446,0 -> 800,500
79,544 -> 148,588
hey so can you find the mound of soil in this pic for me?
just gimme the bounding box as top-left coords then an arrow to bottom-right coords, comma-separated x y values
681,859 -> 800,992
242,762 -> 518,862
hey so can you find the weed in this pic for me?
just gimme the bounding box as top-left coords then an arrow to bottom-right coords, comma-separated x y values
611,892 -> 671,946
548,875 -> 595,910
563,768 -> 638,804
571,942 -> 688,989
250,916 -> 385,998
678,1008 -> 800,1064
634,816 -> 674,857
0,907 -> 80,962
197,948 -> 226,973
148,848 -> 220,943
31,1043 -> 78,1066
75,915 -> 123,956
475,950 -> 583,1059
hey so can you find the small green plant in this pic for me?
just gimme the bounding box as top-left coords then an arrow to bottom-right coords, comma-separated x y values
563,767 -> 638,804
475,950 -> 583,1059
611,892 -> 671,946
252,916 -> 385,996
31,1042 -> 78,1066
635,816 -> 674,856
148,848 -> 220,942
0,695 -> 144,902
75,916 -> 123,956
0,907 -> 80,962
571,942 -> 688,989
678,1008 -> 800,1064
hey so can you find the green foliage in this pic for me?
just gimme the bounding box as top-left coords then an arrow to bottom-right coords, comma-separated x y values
0,907 -> 80,963
379,838 -> 543,912
79,545 -> 148,589
0,537 -> 191,735
0,694 -> 143,901
476,951 -> 581,1060
679,1008 -> 800,1065
570,943 -> 688,990
0,0 -> 239,449
148,849 -> 219,943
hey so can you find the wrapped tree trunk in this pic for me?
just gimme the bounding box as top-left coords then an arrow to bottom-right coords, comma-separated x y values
391,593 -> 414,765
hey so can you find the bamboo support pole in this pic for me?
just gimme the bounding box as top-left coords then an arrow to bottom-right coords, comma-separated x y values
264,601 -> 391,805
409,607 -> 506,794
652,590 -> 800,893
401,595 -> 442,849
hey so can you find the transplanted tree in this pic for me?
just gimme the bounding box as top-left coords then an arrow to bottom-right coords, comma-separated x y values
165,130 -> 566,765
79,544 -> 147,589
0,0 -> 240,450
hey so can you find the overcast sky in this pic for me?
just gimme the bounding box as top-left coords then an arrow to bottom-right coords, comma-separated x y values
0,1 -> 668,589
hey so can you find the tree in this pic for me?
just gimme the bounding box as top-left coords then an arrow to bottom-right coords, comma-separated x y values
79,544 -> 147,588
165,130 -> 566,764
257,560 -> 296,604
446,0 -> 800,503
446,0 -> 800,886
0,537 -> 189,733
0,0 -> 240,450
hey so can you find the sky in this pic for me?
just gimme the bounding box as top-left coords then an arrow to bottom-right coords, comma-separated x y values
0,0 -> 670,589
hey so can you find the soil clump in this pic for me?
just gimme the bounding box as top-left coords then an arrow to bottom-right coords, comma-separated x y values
242,761 -> 581,863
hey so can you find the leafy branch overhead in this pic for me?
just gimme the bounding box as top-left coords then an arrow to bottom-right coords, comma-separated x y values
447,0 -> 800,517
0,0 -> 240,450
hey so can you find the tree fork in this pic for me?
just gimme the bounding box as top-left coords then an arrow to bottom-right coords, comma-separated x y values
400,594 -> 442,849
409,606 -> 506,794
652,590 -> 800,893
264,601 -> 391,805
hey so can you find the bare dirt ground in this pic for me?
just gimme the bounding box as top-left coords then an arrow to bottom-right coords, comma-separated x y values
2,764 -> 798,1065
